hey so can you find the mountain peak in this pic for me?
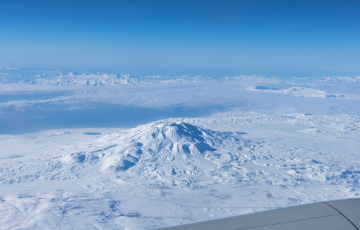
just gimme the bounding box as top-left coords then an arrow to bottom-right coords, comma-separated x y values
60,120 -> 250,188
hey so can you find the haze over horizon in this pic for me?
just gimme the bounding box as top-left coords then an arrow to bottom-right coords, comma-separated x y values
1,0 -> 360,77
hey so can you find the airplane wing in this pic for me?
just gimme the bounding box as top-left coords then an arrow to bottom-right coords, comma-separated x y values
158,198 -> 360,230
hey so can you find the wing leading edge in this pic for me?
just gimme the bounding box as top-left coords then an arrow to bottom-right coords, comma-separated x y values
158,198 -> 360,230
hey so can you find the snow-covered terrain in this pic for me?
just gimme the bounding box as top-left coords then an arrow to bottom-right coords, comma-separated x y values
0,69 -> 359,229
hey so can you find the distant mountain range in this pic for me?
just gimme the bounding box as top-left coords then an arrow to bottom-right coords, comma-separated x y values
1,69 -> 359,86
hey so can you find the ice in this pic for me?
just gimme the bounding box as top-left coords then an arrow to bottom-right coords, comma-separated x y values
0,70 -> 359,229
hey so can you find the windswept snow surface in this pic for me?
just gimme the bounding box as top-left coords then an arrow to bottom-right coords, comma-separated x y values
0,70 -> 360,229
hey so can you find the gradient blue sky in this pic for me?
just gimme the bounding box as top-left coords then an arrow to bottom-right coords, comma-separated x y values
1,0 -> 359,76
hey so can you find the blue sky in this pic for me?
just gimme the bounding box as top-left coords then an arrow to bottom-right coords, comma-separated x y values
0,0 -> 359,76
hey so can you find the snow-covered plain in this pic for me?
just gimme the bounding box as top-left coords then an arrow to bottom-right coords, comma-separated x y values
0,69 -> 360,229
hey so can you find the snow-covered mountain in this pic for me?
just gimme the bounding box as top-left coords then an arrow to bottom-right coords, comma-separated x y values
56,119 -> 360,190
60,121 -> 251,188
1,114 -> 359,229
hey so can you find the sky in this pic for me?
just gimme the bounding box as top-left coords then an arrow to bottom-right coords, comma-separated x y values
0,0 -> 359,77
